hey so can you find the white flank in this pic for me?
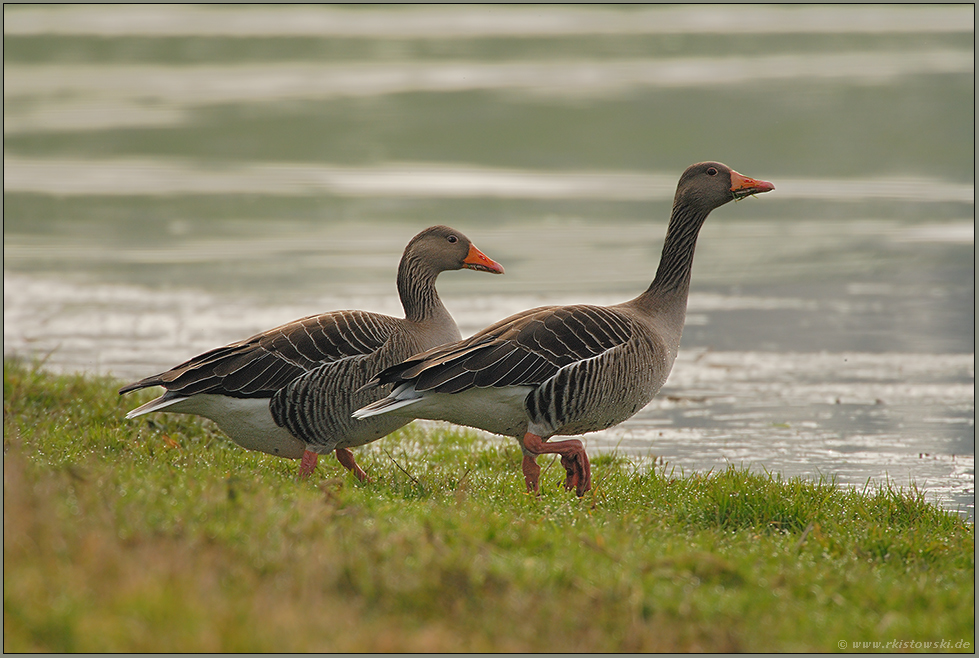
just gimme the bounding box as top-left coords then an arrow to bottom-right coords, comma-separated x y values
124,393 -> 306,458
355,385 -> 533,438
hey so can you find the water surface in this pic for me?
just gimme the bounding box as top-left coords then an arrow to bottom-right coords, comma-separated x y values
4,5 -> 973,517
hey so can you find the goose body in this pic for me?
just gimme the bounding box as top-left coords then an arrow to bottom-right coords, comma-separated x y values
364,303 -> 672,438
356,163 -> 774,495
120,225 -> 504,479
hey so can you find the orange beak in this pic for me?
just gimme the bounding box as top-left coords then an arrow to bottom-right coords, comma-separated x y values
730,170 -> 775,200
462,244 -> 505,274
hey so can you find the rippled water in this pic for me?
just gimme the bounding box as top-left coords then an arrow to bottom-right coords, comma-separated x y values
4,5 -> 974,517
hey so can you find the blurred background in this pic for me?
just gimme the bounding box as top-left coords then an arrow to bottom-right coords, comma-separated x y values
3,5 -> 973,515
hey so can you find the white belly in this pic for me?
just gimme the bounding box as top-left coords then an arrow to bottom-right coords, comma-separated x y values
137,393 -> 306,459
398,386 -> 533,438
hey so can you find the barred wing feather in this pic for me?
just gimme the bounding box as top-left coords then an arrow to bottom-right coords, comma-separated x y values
119,310 -> 401,399
371,305 -> 635,395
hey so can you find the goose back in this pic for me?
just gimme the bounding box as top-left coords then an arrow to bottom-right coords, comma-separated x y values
119,309 -> 403,401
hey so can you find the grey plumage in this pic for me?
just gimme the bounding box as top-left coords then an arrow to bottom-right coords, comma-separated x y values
119,310 -> 394,400
120,225 -> 504,479
355,162 -> 775,496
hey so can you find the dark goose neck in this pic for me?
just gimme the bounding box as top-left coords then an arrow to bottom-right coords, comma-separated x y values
634,202 -> 710,312
397,254 -> 448,325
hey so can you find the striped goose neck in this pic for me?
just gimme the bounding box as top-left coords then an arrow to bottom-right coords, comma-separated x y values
397,253 -> 448,324
638,203 -> 710,308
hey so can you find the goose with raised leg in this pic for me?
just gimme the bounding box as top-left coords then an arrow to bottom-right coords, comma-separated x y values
355,163 -> 773,496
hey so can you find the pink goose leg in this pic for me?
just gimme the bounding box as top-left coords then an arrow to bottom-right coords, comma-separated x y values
335,447 -> 370,482
299,449 -> 319,479
299,448 -> 369,481
521,432 -> 592,497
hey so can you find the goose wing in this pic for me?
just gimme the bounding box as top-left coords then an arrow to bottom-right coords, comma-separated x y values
369,304 -> 634,395
119,310 -> 402,399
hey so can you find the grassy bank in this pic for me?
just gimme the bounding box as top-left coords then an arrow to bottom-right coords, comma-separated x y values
3,358 -> 974,652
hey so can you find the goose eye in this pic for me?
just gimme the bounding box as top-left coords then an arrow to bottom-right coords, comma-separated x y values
707,167 -> 718,176
447,235 -> 458,244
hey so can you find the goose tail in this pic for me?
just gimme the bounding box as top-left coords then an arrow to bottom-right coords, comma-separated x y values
353,395 -> 421,420
124,394 -> 189,419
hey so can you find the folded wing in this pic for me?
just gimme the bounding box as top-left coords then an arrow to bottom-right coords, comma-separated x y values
367,304 -> 635,395
119,310 -> 401,399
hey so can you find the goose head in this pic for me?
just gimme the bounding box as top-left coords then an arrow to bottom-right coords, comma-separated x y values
404,225 -> 505,276
673,162 -> 775,214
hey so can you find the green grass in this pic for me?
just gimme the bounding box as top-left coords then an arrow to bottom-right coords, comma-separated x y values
4,358 -> 974,652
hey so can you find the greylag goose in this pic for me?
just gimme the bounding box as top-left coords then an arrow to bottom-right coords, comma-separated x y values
355,163 -> 774,496
120,225 -> 504,480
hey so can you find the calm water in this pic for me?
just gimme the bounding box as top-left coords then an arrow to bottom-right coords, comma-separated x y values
3,5 -> 974,517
